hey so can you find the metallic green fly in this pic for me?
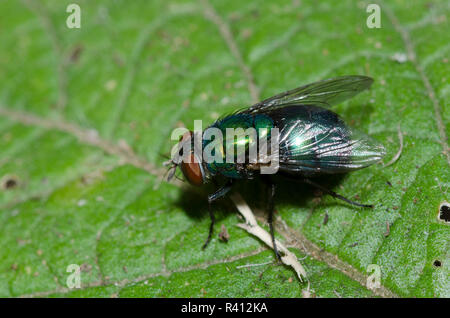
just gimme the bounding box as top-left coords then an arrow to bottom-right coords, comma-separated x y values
166,75 -> 386,259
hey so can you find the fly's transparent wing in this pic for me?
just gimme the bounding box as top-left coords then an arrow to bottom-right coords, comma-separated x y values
245,75 -> 373,113
277,119 -> 385,174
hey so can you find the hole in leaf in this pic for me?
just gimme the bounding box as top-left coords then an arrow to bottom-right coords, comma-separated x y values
438,202 -> 450,223
433,260 -> 442,267
2,176 -> 18,190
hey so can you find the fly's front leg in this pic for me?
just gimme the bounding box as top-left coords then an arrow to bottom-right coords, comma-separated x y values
202,179 -> 234,250
261,176 -> 282,261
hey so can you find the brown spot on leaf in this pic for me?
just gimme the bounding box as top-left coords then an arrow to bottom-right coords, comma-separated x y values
323,212 -> 329,226
2,175 -> 18,190
70,44 -> 83,62
80,263 -> 92,273
218,224 -> 230,242
384,221 -> 390,237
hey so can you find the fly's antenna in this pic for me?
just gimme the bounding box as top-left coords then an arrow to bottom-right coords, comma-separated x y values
162,137 -> 190,183
163,160 -> 186,183
162,156 -> 178,182
162,165 -> 173,182
165,164 -> 180,182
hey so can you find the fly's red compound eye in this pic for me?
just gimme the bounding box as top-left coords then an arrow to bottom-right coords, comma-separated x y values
180,153 -> 203,186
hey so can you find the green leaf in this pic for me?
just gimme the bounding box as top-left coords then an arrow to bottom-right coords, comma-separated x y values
0,0 -> 448,298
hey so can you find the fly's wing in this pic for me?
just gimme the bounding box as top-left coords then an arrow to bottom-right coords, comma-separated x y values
274,108 -> 385,174
245,75 -> 373,113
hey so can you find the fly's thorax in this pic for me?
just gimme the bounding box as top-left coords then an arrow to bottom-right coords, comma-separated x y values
201,113 -> 276,178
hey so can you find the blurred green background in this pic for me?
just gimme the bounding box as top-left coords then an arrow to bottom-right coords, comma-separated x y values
0,0 -> 448,297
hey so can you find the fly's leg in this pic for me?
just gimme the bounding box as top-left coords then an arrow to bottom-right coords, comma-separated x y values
268,182 -> 282,261
302,178 -> 373,208
202,180 -> 234,250
262,176 -> 282,261
202,201 -> 215,250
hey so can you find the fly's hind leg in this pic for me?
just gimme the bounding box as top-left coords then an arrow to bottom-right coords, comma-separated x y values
302,178 -> 373,208
261,176 -> 282,261
202,179 -> 234,250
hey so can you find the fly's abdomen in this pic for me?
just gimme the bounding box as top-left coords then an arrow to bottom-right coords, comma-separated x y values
267,105 -> 385,174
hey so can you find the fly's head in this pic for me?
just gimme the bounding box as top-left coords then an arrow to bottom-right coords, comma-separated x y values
165,131 -> 206,186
